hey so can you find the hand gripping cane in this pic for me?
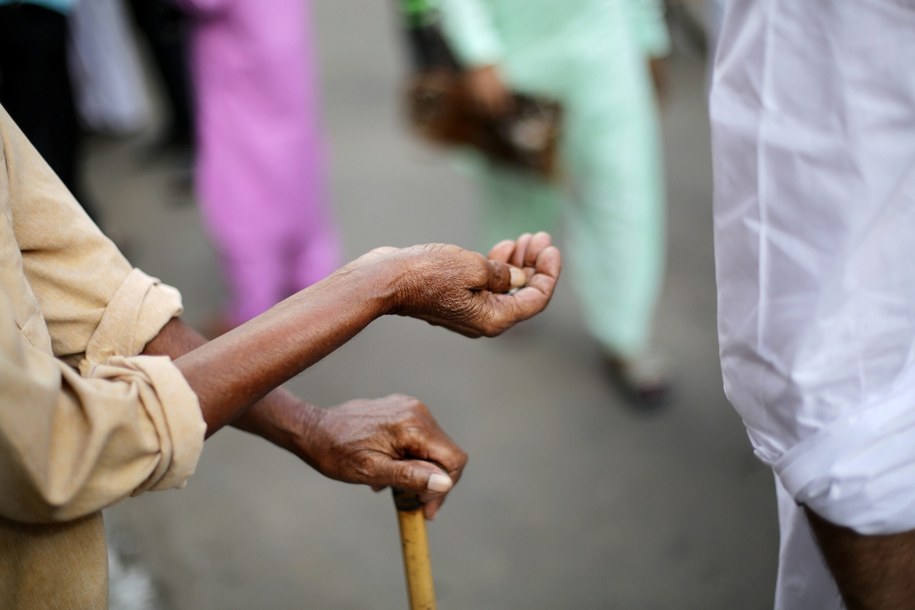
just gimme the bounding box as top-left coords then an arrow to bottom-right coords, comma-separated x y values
392,488 -> 436,610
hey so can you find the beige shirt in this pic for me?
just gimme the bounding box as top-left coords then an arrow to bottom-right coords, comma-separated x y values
0,107 -> 206,608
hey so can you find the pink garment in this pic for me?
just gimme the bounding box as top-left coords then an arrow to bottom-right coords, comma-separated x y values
186,0 -> 340,324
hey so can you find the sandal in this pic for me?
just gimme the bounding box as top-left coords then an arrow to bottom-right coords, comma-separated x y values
605,352 -> 672,410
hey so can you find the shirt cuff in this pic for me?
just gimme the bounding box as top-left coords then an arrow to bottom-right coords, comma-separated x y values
82,268 -> 183,368
774,388 -> 915,535
90,355 -> 206,493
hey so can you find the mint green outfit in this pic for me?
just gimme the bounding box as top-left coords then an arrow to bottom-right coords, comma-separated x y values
438,0 -> 670,357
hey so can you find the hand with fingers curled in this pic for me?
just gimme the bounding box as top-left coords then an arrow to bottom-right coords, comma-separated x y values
341,231 -> 561,338
3,91 -> 562,604
294,395 -> 467,520
143,232 -> 558,524
274,233 -> 558,517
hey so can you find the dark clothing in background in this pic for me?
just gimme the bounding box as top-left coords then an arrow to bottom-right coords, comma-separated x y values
0,3 -> 99,221
125,0 -> 195,148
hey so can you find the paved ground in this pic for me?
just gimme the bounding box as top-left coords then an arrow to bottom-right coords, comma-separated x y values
88,3 -> 780,608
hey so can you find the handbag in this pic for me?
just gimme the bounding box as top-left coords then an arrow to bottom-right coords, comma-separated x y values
399,2 -> 563,180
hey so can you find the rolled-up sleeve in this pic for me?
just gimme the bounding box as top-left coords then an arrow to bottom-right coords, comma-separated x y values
81,268 -> 185,368
0,286 -> 204,524
3,101 -> 152,361
0,105 -> 205,524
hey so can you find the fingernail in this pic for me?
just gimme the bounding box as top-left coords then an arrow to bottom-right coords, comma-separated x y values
510,266 -> 526,288
427,473 -> 453,493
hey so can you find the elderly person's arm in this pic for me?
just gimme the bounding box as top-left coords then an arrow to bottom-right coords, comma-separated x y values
806,509 -> 915,610
174,235 -> 558,433
144,232 -> 560,519
0,99 -> 559,525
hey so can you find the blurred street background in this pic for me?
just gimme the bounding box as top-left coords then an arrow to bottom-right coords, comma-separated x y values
86,1 -> 780,608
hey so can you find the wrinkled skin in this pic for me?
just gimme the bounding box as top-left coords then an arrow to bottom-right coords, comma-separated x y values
155,232 -> 560,519
353,231 -> 560,337
296,395 -> 467,519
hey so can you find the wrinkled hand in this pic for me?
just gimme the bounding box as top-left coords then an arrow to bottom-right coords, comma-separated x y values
364,231 -> 560,337
296,395 -> 467,520
464,64 -> 513,117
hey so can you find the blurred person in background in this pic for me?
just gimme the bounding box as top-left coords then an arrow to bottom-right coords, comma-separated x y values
0,103 -> 562,607
124,0 -> 196,157
436,0 -> 673,408
179,0 -> 341,336
713,1 -> 915,608
0,0 -> 100,222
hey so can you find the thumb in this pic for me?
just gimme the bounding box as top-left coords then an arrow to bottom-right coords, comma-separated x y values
486,260 -> 526,293
389,459 -> 453,496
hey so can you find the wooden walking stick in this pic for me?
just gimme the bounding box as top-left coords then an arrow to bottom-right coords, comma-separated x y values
392,487 -> 436,610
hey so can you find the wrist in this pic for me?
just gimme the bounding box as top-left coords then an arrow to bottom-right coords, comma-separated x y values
345,248 -> 418,318
287,401 -> 326,468
233,390 -> 318,456
373,258 -> 409,317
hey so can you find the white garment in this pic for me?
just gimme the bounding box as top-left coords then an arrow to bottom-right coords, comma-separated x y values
710,0 -> 915,607
68,0 -> 151,135
773,475 -> 842,609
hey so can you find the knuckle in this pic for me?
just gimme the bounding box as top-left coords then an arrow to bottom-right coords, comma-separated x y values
396,463 -> 421,489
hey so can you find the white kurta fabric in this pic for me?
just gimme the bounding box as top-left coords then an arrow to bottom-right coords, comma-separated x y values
711,0 -> 915,607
